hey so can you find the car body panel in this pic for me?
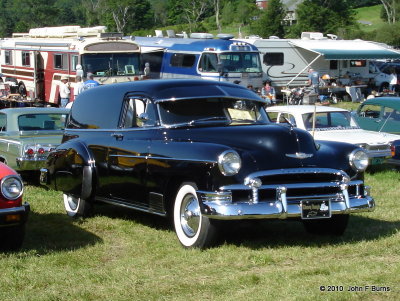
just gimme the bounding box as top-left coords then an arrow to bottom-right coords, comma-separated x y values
0,107 -> 69,172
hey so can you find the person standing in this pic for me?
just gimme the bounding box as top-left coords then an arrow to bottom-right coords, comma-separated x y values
307,68 -> 320,94
83,73 -> 100,90
73,75 -> 85,100
389,69 -> 398,93
59,75 -> 70,107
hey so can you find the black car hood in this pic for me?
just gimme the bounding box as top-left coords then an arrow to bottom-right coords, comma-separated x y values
166,124 -> 318,170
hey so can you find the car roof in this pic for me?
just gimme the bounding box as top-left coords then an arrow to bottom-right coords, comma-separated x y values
266,105 -> 348,114
78,79 -> 265,104
362,97 -> 400,110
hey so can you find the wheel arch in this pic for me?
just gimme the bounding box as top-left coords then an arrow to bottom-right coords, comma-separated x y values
53,140 -> 97,201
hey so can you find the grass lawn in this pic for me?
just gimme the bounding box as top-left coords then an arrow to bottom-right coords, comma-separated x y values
355,4 -> 384,33
1,155 -> 399,300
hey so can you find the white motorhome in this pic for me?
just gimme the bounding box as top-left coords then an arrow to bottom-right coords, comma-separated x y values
239,32 -> 400,95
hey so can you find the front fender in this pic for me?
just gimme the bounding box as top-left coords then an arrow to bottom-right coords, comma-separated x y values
315,140 -> 362,179
45,140 -> 96,199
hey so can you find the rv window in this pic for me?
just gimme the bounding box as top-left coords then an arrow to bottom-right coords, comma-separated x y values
22,52 -> 30,67
170,53 -> 196,68
4,51 -> 12,65
330,60 -> 338,70
71,55 -> 79,71
54,53 -> 68,70
199,53 -> 218,72
263,53 -> 283,66
350,60 -> 366,67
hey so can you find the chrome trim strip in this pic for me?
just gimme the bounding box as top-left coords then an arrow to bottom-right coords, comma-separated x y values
96,197 -> 166,217
108,154 -> 216,164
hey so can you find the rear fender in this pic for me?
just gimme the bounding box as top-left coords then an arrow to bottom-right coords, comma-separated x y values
50,140 -> 96,200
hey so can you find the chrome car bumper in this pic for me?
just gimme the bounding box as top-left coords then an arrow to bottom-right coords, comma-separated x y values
16,157 -> 47,171
0,202 -> 30,226
198,168 -> 375,220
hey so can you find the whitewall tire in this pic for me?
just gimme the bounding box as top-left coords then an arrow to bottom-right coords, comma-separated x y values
173,183 -> 217,248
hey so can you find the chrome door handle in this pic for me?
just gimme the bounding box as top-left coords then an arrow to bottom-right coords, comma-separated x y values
111,133 -> 124,140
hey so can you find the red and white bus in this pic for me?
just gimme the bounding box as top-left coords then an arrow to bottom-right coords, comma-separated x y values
0,26 -> 142,105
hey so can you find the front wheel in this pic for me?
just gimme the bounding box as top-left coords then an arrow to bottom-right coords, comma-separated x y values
303,214 -> 349,236
173,183 -> 218,248
63,194 -> 93,218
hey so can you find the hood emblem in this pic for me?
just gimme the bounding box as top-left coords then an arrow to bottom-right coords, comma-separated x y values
286,152 -> 314,159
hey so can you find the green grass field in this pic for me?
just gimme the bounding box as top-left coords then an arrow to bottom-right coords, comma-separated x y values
1,146 -> 399,300
355,4 -> 384,32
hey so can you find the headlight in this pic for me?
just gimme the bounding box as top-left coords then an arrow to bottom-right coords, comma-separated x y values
218,150 -> 241,176
1,175 -> 24,200
349,149 -> 369,172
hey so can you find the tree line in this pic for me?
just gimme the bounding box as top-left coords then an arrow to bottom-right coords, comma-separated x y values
0,0 -> 398,46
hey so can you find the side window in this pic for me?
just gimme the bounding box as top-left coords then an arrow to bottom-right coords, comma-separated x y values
123,98 -> 156,128
22,52 -> 31,66
199,53 -> 218,72
277,113 -> 296,126
263,53 -> 283,66
359,104 -> 381,118
0,114 -> 6,131
71,55 -> 79,71
170,53 -> 196,68
383,107 -> 400,120
5,51 -> 12,65
54,53 -> 68,70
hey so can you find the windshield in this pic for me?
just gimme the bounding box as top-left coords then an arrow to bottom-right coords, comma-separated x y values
18,113 -> 68,131
199,52 -> 262,73
158,98 -> 269,127
81,53 -> 141,76
302,111 -> 359,131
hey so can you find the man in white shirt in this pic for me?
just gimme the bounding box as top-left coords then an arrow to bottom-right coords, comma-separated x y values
73,75 -> 85,99
59,75 -> 70,107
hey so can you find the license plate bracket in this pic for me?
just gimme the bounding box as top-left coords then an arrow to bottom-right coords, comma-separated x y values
301,199 -> 331,219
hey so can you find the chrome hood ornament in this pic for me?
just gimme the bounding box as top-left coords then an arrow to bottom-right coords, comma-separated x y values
285,152 -> 314,159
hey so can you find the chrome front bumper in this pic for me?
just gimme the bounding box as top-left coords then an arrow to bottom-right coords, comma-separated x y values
198,168 -> 375,220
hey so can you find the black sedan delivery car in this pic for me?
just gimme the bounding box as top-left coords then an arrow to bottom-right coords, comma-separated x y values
40,79 -> 375,248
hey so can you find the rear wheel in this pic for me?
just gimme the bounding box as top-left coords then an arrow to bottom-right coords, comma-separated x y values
303,214 -> 349,236
173,182 -> 218,248
63,194 -> 93,218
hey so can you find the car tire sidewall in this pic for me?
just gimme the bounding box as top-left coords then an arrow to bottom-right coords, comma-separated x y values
63,193 -> 92,217
173,183 -> 204,247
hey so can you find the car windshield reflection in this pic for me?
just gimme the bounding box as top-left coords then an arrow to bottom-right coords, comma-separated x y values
158,98 -> 269,127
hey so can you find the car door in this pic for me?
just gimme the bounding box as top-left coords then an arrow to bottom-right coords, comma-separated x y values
355,104 -> 382,131
106,96 -> 157,207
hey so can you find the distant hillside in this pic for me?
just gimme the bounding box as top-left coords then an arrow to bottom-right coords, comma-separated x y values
355,4 -> 383,32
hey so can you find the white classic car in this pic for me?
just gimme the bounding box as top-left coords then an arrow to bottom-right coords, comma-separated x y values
266,105 -> 400,166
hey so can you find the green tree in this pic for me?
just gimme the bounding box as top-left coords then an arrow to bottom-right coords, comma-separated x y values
235,0 -> 258,25
101,0 -> 154,34
375,22 -> 400,46
293,0 -> 356,36
221,1 -> 236,26
380,0 -> 400,23
250,0 -> 286,38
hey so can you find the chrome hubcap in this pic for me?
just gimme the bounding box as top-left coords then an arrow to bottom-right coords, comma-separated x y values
180,194 -> 201,237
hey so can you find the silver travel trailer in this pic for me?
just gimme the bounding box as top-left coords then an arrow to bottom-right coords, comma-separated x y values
239,33 -> 400,95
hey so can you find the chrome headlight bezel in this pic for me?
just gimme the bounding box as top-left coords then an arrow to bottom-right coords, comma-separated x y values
1,175 -> 24,200
349,148 -> 369,172
218,150 -> 241,176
